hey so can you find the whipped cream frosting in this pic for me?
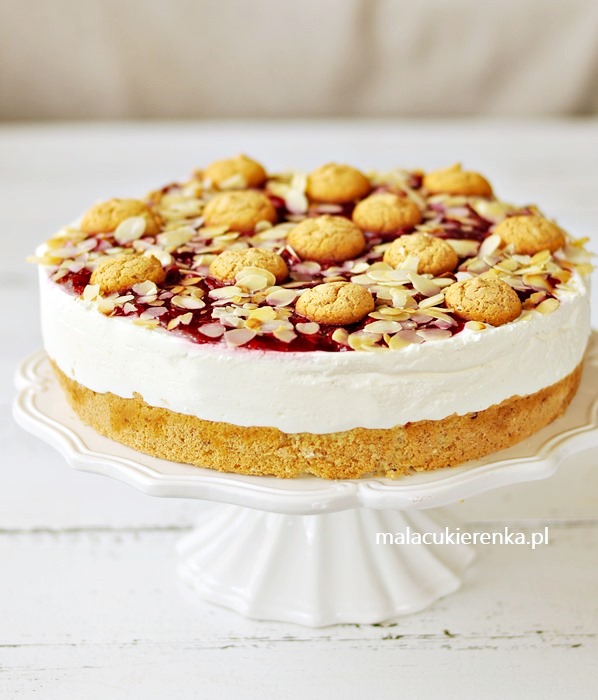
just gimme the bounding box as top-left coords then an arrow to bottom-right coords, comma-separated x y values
40,269 -> 591,434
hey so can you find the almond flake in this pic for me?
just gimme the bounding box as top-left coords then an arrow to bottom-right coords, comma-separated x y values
265,288 -> 298,307
478,234 -> 502,258
198,225 -> 230,239
416,328 -> 452,341
372,308 -> 410,321
424,308 -> 458,325
387,334 -> 411,350
552,269 -> 571,284
157,227 -> 195,248
132,280 -> 158,297
408,274 -> 441,297
293,261 -> 321,279
82,284 -> 100,302
528,292 -> 547,305
51,269 -> 69,282
273,327 -> 297,343
364,320 -> 403,334
315,203 -> 343,214
248,306 -> 278,322
132,318 -> 159,329
418,293 -> 445,309
198,322 -> 225,338
224,328 -> 256,347
471,199 -> 515,221
465,321 -> 486,331
575,263 -> 594,276
235,272 -> 272,292
144,248 -> 172,267
390,289 -> 409,308
494,258 -> 519,273
114,216 -> 146,245
140,307 -> 168,320
536,298 -> 560,315
522,274 -> 551,291
348,331 -> 383,352
446,239 -> 480,257
512,254 -> 532,265
395,329 -> 424,345
466,259 -> 491,274
398,254 -> 421,273
114,294 -> 135,304
236,266 -> 276,287
209,286 -> 245,300
181,277 -> 203,286
171,295 -> 205,310
295,322 -> 320,335
351,262 -> 370,274
331,328 -> 349,345
531,250 -> 551,265
407,309 -> 431,322
96,297 -> 116,315
254,220 -> 273,233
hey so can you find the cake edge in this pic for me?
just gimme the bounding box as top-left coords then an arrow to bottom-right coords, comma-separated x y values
51,359 -> 583,480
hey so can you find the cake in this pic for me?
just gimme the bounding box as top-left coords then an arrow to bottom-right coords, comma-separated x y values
31,157 -> 593,479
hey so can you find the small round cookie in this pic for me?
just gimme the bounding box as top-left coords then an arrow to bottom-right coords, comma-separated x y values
444,276 -> 522,326
423,164 -> 492,197
306,163 -> 371,203
203,191 -> 277,232
352,192 -> 422,234
493,215 -> 566,255
383,233 -> 458,276
90,254 -> 166,295
295,281 -> 375,326
287,215 -> 366,263
81,199 -> 160,235
209,248 -> 288,283
203,154 -> 267,189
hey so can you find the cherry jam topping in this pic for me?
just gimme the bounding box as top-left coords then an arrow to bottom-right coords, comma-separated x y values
51,177 -> 536,353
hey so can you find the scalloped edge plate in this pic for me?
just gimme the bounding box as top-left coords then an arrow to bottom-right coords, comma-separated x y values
13,334 -> 598,515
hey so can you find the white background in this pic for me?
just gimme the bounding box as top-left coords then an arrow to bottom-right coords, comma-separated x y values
1,120 -> 597,699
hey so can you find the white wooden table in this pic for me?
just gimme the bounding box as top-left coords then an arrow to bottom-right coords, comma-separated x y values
1,121 -> 597,699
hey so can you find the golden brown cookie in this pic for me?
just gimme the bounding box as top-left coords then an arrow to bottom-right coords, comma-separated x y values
383,233 -> 459,275
493,215 -> 566,255
287,215 -> 366,263
90,254 -> 166,295
209,248 -> 288,283
352,192 -> 422,234
444,276 -> 522,326
306,163 -> 371,203
423,164 -> 492,197
203,154 -> 267,189
295,281 -> 375,325
80,199 -> 160,235
202,191 -> 277,232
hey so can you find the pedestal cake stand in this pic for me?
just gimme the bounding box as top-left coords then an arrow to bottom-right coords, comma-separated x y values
13,334 -> 598,627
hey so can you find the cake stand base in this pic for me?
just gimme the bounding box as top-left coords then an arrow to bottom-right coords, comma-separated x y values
14,341 -> 598,627
177,504 -> 475,626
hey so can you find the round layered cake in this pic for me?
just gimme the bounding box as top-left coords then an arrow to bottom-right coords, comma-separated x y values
33,157 -> 593,479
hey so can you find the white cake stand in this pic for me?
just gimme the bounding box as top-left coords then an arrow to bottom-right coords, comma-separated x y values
13,334 -> 598,627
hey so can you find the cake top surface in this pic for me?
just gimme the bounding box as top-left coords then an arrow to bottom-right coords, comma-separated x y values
32,156 -> 593,352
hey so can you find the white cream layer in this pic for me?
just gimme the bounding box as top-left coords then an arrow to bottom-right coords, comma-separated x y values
40,269 -> 591,434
